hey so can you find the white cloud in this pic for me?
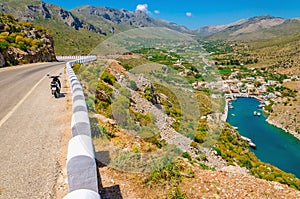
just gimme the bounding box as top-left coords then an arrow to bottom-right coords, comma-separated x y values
186,12 -> 192,17
154,10 -> 160,14
136,4 -> 149,13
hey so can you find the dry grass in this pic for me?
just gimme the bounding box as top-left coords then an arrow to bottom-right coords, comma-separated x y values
97,157 -> 300,199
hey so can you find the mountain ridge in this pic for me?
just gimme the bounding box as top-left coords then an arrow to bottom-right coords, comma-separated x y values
70,5 -> 191,35
1,0 -> 299,54
2,0 -> 299,38
0,1 -> 105,34
65,5 -> 300,41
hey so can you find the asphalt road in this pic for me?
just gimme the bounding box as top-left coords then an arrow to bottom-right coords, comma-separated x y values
0,62 -> 69,198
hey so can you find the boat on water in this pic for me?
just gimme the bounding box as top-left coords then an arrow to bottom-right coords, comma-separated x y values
233,126 -> 238,130
254,111 -> 261,116
229,105 -> 234,109
241,136 -> 256,149
231,113 -> 236,116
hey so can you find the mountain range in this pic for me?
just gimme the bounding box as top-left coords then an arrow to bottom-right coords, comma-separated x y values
0,0 -> 300,54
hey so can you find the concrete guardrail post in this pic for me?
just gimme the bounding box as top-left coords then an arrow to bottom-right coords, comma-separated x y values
63,189 -> 100,199
66,135 -> 98,193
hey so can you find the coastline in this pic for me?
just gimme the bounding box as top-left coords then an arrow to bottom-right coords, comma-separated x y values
221,99 -> 228,122
224,94 -> 300,141
266,117 -> 300,141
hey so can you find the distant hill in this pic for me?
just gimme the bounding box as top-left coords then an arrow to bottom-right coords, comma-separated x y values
194,19 -> 249,37
0,12 -> 56,67
197,15 -> 300,41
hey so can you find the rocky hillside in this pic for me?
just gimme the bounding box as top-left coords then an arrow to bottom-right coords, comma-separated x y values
0,12 -> 56,67
0,0 -> 106,55
71,5 -> 191,35
72,54 -> 300,198
0,0 -> 104,34
194,18 -> 248,37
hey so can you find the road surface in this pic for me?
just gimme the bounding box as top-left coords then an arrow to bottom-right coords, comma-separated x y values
0,62 -> 70,198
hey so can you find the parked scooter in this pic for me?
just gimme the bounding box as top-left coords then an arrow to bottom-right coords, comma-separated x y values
47,73 -> 62,98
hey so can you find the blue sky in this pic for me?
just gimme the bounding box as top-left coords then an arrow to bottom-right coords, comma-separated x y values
44,0 -> 300,29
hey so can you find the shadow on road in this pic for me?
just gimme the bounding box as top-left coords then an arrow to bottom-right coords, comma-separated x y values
95,151 -> 123,199
57,93 -> 66,98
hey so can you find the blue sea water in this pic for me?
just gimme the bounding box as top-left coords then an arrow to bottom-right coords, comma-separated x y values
227,97 -> 300,178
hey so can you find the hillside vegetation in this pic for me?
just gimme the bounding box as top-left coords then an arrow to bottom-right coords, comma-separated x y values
33,19 -> 103,55
201,31 -> 300,76
72,46 -> 300,198
0,12 -> 56,67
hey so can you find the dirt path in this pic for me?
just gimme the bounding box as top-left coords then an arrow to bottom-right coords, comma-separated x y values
0,64 -> 70,198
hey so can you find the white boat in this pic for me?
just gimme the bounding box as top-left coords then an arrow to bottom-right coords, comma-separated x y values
253,111 -> 257,116
231,114 -> 235,116
233,126 -> 238,130
257,112 -> 261,116
241,136 -> 256,149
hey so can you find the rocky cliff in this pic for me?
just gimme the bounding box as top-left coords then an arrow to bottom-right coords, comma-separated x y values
0,1 -> 105,35
71,5 -> 191,35
0,12 -> 56,67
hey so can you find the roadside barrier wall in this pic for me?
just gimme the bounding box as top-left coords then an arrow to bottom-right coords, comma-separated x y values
60,56 -> 100,199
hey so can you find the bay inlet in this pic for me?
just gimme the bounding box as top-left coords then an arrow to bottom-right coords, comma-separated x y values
227,97 -> 300,178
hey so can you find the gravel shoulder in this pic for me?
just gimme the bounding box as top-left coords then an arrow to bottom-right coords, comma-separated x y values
0,64 -> 70,198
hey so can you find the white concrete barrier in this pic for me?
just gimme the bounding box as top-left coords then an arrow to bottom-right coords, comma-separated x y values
71,81 -> 82,90
66,135 -> 98,193
73,99 -> 88,113
63,189 -> 100,199
64,56 -> 99,198
72,90 -> 85,102
71,111 -> 91,137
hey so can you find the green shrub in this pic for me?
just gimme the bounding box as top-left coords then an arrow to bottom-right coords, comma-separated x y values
119,87 -> 131,98
0,40 -> 9,50
72,62 -> 81,74
182,152 -> 191,161
146,160 -> 184,187
168,188 -> 188,199
101,70 -> 116,86
130,80 -> 138,90
123,64 -> 133,70
97,81 -> 113,97
194,131 -> 206,143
